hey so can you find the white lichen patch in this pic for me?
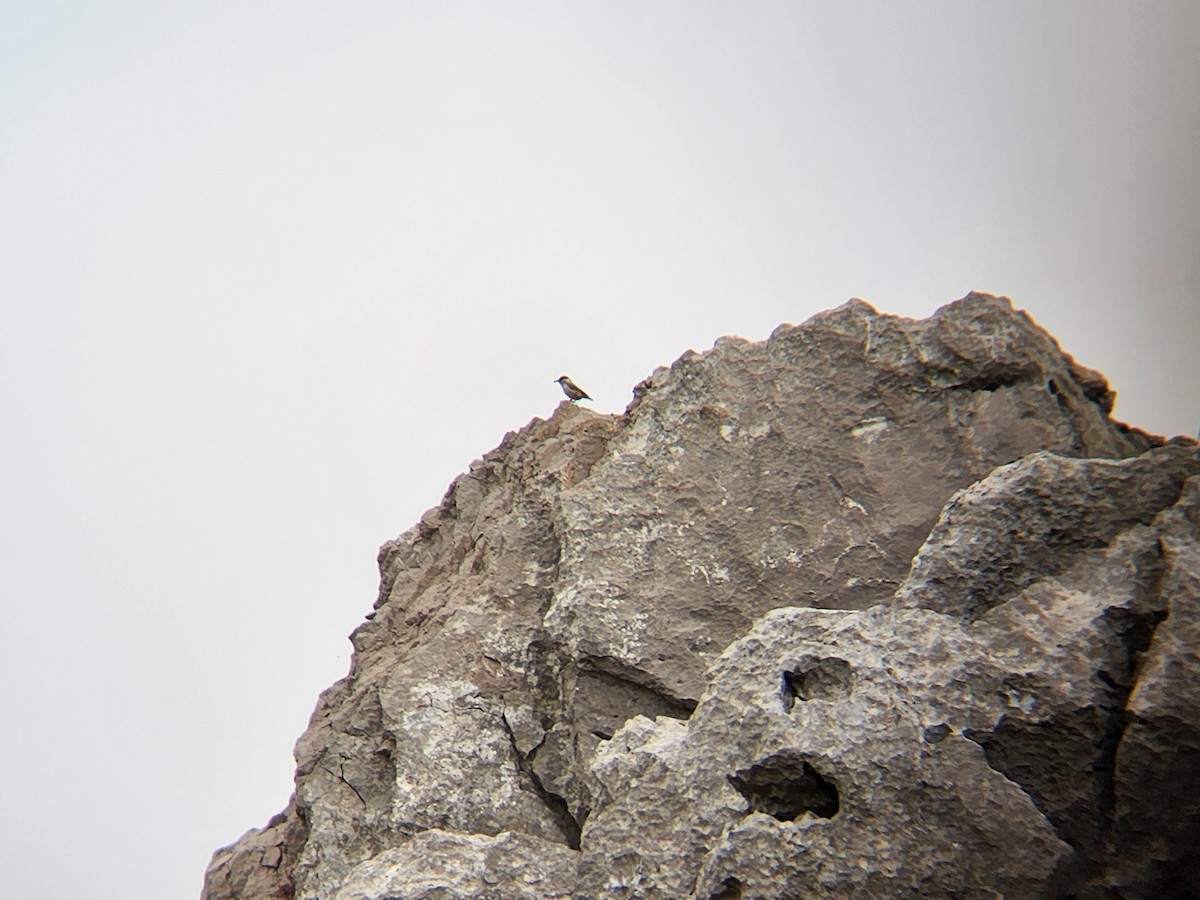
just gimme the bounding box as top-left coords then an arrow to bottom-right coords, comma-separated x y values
851,416 -> 890,440
479,623 -> 536,674
718,421 -> 769,443
842,496 -> 868,515
690,562 -> 731,584
1003,685 -> 1038,716
616,415 -> 654,459
522,559 -> 554,586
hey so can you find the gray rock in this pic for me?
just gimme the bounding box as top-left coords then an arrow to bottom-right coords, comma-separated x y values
580,606 -> 1076,899
1105,476 -> 1200,898
895,445 -> 1198,620
578,448 -> 1198,898
203,294 -> 1197,900
547,294 -> 1149,707
332,830 -> 578,899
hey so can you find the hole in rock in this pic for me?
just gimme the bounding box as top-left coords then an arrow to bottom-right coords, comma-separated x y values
956,368 -> 1024,392
782,657 -> 853,710
709,876 -> 744,899
923,723 -> 951,744
727,753 -> 840,820
576,662 -> 697,742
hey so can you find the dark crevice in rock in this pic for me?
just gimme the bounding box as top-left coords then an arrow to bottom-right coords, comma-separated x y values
1095,712 -> 1132,828
968,710 -> 1126,886
782,657 -> 853,711
728,753 -> 840,821
500,712 -> 582,850
1103,603 -> 1169,684
923,723 -> 951,744
578,660 -> 699,723
967,567 -> 1172,885
966,718 -> 1068,825
709,876 -> 744,899
1095,670 -> 1123,695
950,369 -> 1027,393
1052,389 -> 1073,415
320,753 -> 367,807
1095,600 -> 1170,820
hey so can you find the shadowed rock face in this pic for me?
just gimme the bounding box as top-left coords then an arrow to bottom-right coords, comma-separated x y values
202,294 -> 1198,900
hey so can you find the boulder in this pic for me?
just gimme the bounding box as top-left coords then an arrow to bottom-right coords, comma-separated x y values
203,294 -> 1197,899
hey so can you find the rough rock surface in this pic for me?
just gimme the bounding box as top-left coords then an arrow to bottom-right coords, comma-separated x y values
203,294 -> 1199,899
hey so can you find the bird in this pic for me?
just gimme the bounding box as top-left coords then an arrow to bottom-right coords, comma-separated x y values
555,375 -> 592,402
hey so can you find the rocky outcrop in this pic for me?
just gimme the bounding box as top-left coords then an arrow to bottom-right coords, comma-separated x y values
582,446 -> 1198,899
203,294 -> 1198,899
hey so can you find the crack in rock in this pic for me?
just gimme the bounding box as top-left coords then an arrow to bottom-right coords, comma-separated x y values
501,710 -> 583,850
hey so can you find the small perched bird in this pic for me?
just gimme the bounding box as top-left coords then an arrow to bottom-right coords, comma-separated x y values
555,375 -> 592,402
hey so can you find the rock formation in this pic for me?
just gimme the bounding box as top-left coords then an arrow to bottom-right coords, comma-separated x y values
203,294 -> 1199,899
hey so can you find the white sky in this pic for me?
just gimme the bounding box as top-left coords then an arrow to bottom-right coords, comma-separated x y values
2,3 -> 1198,898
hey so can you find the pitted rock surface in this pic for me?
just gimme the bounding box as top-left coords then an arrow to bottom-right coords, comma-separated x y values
203,295 -> 1197,900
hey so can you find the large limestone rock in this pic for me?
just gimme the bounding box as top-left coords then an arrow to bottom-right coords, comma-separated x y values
203,294 -> 1198,899
581,445 -> 1198,899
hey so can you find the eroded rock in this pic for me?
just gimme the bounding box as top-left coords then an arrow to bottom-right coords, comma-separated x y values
202,295 -> 1196,899
332,830 -> 578,900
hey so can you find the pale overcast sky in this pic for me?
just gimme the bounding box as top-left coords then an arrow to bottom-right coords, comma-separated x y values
2,3 -> 1198,898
